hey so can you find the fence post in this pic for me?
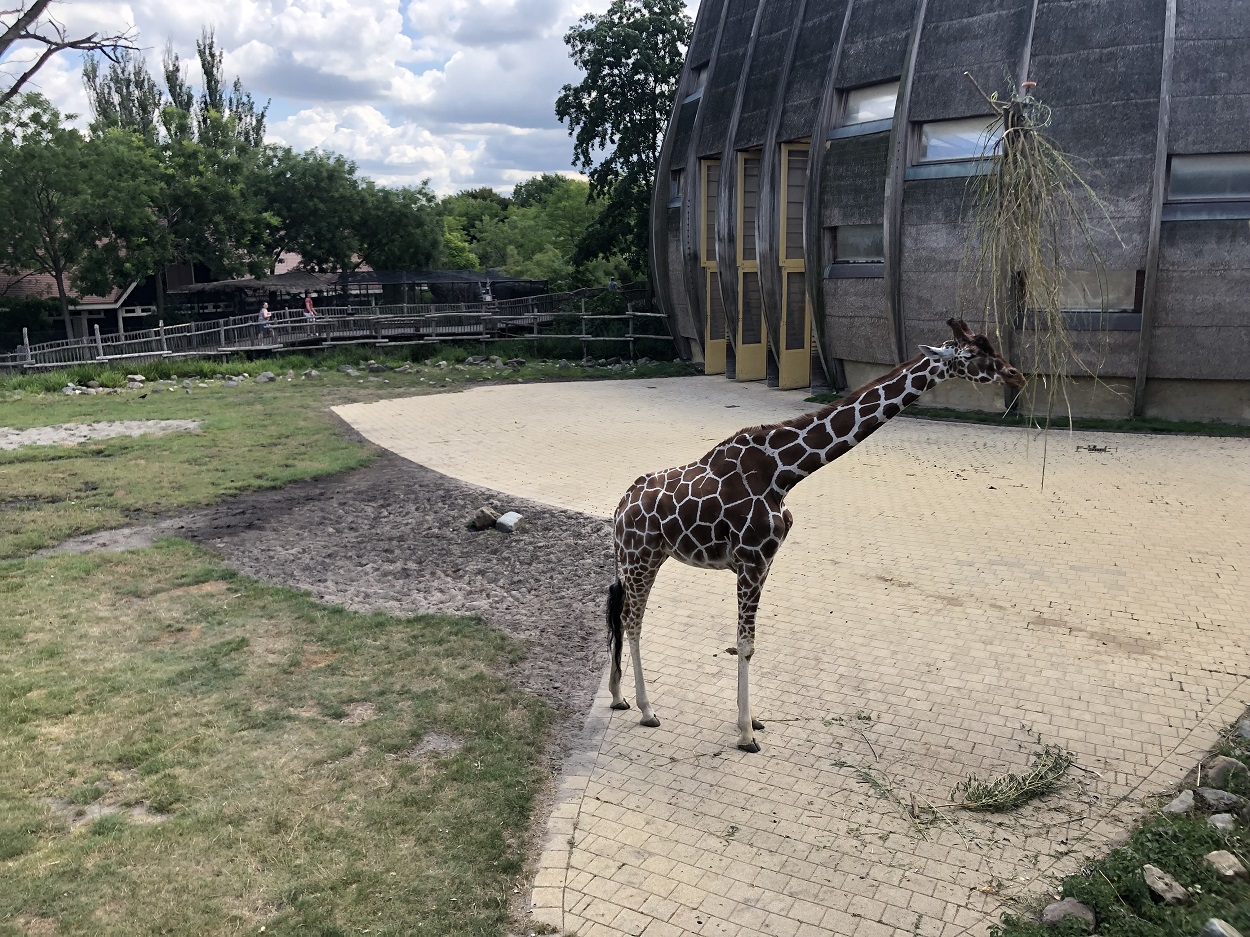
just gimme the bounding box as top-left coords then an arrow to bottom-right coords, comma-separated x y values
628,306 -> 635,360
219,322 -> 226,348
22,327 -> 31,363
93,324 -> 105,359
158,320 -> 168,353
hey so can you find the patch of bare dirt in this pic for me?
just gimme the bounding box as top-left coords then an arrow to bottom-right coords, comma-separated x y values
41,797 -> 166,830
0,420 -> 201,450
389,733 -> 465,761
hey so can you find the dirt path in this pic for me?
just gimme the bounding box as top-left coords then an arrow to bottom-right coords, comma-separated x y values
46,447 -> 615,768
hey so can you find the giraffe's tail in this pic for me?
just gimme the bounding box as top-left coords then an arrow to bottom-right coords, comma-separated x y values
606,579 -> 625,680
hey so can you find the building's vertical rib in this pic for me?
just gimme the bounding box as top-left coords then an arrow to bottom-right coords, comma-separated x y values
714,0 -> 767,351
755,0 -> 808,363
1017,0 -> 1039,88
803,0 -> 854,391
677,1 -> 733,362
1133,0 -> 1176,417
882,0 -> 928,364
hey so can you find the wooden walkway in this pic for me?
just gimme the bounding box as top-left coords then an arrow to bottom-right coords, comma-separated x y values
1,291 -> 673,371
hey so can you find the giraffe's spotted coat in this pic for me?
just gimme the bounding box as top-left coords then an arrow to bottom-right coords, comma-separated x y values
607,319 -> 1025,751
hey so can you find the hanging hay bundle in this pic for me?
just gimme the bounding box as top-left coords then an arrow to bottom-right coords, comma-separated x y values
963,75 -> 1119,428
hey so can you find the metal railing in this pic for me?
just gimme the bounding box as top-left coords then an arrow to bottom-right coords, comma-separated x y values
0,288 -> 672,371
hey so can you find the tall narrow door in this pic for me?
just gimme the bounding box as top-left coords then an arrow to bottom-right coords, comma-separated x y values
778,145 -> 811,389
701,159 -> 725,374
735,151 -> 766,381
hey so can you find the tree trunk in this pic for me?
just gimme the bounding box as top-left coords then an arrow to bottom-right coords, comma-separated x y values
155,265 -> 166,318
54,268 -> 72,339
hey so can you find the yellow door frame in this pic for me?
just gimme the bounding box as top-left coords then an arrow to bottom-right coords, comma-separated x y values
700,158 -> 725,375
777,143 -> 812,390
736,150 -> 766,381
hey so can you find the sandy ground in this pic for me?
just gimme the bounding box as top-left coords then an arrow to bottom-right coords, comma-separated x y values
0,420 -> 202,450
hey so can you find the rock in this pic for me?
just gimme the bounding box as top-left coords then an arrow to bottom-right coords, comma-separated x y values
606,356 -> 622,365
224,380 -> 239,387
1142,863 -> 1190,905
259,371 -> 275,380
610,363 -> 624,371
285,370 -> 295,380
336,364 -> 358,374
436,360 -> 448,369
61,385 -> 77,395
1196,788 -> 1248,813
1208,813 -> 1237,832
638,356 -> 652,364
557,359 -> 569,368
504,358 -> 526,367
1040,897 -> 1095,931
84,387 -> 98,395
126,373 -> 145,382
494,511 -> 524,533
487,355 -> 502,365
86,380 -> 101,389
465,355 -> 487,365
126,381 -> 144,390
1200,919 -> 1245,937
302,369 -> 320,379
1235,720 -> 1250,744
1205,850 -> 1248,882
182,380 -> 193,388
367,362 -> 388,372
1163,789 -> 1195,815
1204,755 -> 1249,789
393,363 -> 412,373
469,506 -> 501,531
254,374 -> 271,383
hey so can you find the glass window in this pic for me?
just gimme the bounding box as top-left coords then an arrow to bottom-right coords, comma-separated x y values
669,168 -> 683,201
1055,271 -> 1139,312
832,224 -> 884,263
691,64 -> 708,94
916,117 -> 1001,163
1168,154 -> 1250,201
702,160 -> 719,263
842,82 -> 899,126
740,154 -> 760,262
784,148 -> 808,260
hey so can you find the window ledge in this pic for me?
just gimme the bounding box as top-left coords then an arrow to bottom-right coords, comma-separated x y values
906,158 -> 995,180
667,198 -> 682,209
1016,311 -> 1142,331
828,118 -> 893,140
682,90 -> 703,105
824,263 -> 885,279
1162,199 -> 1250,221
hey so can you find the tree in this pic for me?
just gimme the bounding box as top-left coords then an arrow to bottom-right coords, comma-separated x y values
0,95 -> 96,337
83,50 -> 163,141
357,182 -> 442,271
0,1 -> 136,108
555,0 -> 691,272
262,147 -> 363,272
442,218 -> 479,270
159,29 -> 268,148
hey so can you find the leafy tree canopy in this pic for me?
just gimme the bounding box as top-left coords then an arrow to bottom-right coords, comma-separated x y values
555,0 -> 691,272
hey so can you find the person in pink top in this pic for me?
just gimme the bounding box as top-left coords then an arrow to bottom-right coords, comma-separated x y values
303,290 -> 317,320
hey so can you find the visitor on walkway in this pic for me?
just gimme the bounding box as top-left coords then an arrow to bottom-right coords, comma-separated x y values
258,302 -> 272,340
607,277 -> 619,293
303,291 -> 317,320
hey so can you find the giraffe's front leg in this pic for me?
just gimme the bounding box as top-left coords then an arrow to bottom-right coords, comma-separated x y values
734,562 -> 770,753
612,561 -> 661,727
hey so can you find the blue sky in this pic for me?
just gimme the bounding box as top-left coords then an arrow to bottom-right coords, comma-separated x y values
5,0 -> 697,195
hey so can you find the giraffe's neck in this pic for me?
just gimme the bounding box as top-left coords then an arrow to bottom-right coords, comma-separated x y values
769,353 -> 951,490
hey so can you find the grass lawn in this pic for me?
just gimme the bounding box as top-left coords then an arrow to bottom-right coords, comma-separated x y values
0,540 -> 547,936
0,349 -> 695,935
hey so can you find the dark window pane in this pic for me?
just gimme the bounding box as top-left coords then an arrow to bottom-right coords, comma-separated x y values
741,155 -> 760,261
785,271 -> 807,350
708,270 -> 725,340
704,160 -> 719,262
917,117 -> 1000,163
785,149 -> 808,260
741,272 -> 762,344
1052,270 -> 1138,312
834,224 -> 884,263
1168,154 -> 1250,201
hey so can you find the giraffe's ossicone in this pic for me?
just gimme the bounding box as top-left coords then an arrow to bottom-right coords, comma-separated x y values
606,318 -> 1025,753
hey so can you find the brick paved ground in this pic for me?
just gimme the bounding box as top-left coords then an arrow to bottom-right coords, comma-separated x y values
336,377 -> 1250,937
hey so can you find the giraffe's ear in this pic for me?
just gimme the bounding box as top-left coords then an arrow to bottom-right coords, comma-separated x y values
919,344 -> 956,361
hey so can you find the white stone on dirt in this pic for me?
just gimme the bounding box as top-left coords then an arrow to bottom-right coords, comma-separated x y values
1203,755 -> 1248,789
126,381 -> 144,390
303,369 -> 320,379
1205,850 -> 1248,882
495,511 -> 524,533
0,420 -> 202,450
505,358 -> 526,367
1040,897 -> 1095,930
125,374 -> 145,382
1163,789 -> 1194,815
1201,919 -> 1245,937
224,379 -> 239,387
1142,863 -> 1190,905
254,374 -> 271,383
1208,813 -> 1237,832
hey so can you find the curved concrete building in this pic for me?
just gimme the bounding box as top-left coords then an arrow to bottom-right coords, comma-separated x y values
651,0 -> 1250,423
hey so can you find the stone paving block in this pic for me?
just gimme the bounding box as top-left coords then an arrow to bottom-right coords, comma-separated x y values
337,377 -> 1250,937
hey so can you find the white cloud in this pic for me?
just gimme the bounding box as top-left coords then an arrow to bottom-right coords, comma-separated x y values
2,0 -> 647,193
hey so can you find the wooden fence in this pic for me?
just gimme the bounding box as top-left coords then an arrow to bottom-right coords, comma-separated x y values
0,289 -> 674,372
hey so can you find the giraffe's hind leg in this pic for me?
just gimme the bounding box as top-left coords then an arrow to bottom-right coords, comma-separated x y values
612,560 -> 661,727
734,560 -> 772,753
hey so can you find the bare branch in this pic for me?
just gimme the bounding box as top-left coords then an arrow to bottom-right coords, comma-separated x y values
0,0 -> 136,104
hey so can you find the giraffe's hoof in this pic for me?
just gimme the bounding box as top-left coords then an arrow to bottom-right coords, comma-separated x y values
639,715 -> 661,728
610,701 -> 631,711
752,719 -> 765,731
738,740 -> 761,754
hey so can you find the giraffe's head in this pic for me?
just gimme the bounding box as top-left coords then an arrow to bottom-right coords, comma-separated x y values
919,319 -> 1025,388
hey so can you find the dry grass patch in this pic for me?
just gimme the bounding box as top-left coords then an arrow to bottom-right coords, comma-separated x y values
0,540 -> 549,936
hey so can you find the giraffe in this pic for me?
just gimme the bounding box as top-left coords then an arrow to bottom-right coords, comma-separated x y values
606,318 -> 1025,753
